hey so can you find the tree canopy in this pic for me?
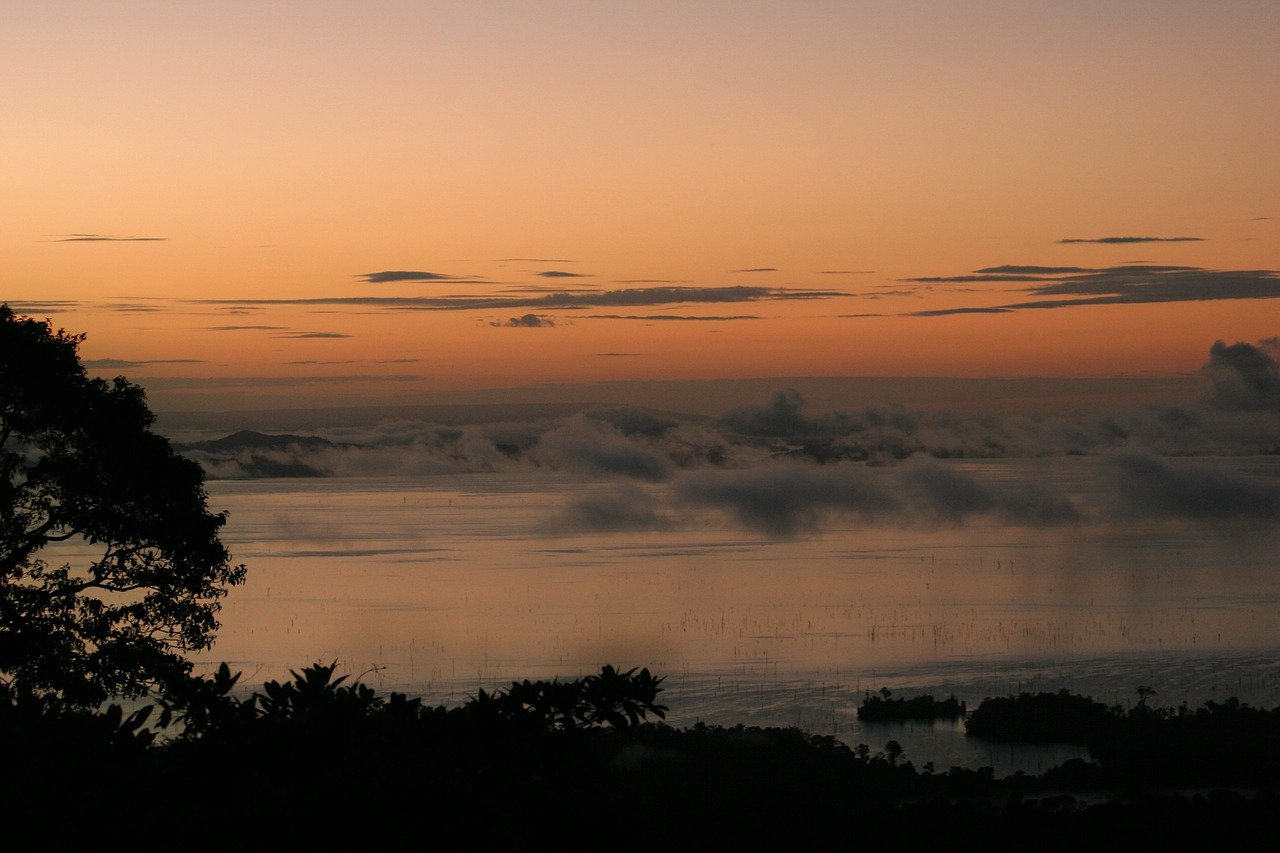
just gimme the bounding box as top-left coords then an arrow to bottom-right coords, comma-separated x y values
0,305 -> 244,705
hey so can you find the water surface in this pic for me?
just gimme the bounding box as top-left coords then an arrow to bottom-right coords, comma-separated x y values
196,459 -> 1280,773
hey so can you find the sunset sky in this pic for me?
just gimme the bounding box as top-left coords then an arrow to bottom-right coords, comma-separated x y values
4,1 -> 1277,408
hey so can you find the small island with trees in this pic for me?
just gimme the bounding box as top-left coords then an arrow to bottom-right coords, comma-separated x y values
3,304 -> 1279,847
857,687 -> 967,722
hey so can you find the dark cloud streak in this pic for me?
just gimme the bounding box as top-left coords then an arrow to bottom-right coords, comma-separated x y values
273,331 -> 353,339
907,266 -> 1280,316
84,358 -> 205,368
1059,236 -> 1204,244
904,274 -> 1048,283
195,285 -> 846,312
974,266 -> 1092,275
492,314 -> 554,328
586,314 -> 761,321
361,271 -> 487,283
54,234 -> 166,242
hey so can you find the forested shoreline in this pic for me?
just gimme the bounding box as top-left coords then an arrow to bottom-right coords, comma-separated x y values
5,665 -> 1280,847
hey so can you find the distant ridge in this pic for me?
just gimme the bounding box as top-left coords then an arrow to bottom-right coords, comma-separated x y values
174,430 -> 342,453
156,376 -> 1201,434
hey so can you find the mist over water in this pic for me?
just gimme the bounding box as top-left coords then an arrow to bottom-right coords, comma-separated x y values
189,457 -> 1280,772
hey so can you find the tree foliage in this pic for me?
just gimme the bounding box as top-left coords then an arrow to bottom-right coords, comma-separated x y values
0,305 -> 244,705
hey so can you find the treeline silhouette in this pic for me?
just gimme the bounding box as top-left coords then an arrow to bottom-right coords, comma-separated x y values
857,687 -> 966,721
966,687 -> 1280,788
4,668 -> 1280,847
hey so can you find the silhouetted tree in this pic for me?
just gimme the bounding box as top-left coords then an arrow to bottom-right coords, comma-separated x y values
0,305 -> 244,706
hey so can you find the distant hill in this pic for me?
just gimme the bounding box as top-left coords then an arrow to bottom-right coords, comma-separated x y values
175,430 -> 341,453
174,430 -> 351,478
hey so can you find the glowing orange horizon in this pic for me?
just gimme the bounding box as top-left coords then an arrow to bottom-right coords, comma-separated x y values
2,4 -> 1276,398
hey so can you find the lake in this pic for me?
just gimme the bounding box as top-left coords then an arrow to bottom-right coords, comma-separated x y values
184,457 -> 1280,773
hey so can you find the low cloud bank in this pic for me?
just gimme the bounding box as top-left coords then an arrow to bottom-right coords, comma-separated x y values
540,485 -> 673,534
177,340 -> 1280,534
1205,338 -> 1280,412
672,459 -> 1080,536
1105,455 -> 1280,520
538,419 -> 672,481
547,454 -> 1277,537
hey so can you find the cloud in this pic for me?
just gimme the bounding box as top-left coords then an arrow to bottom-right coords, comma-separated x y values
1058,236 -> 1204,244
548,460 -> 1023,536
540,485 -> 672,534
1204,339 -> 1280,411
585,407 -> 678,438
286,359 -> 357,365
733,267 -> 778,273
84,358 -> 205,368
585,314 -> 761,321
818,270 -> 875,275
492,314 -> 554,328
538,419 -> 672,481
903,274 -> 1049,283
910,307 -> 1014,316
496,285 -> 599,294
206,324 -> 289,331
673,462 -> 894,535
718,389 -> 816,439
906,265 -> 1280,315
596,352 -> 642,357
974,265 -> 1093,275
268,547 -> 453,559
1105,455 -> 1280,520
614,279 -> 688,284
703,384 -> 1280,462
361,271 -> 475,283
180,423 -> 522,479
168,365 -> 1280,537
537,270 -> 591,278
196,285 -> 846,312
496,258 -> 576,263
273,331 -> 352,339
714,390 -> 924,455
895,460 -> 1080,526
53,233 -> 166,242
1010,267 -> 1280,306
863,289 -> 923,298
671,458 -> 1079,537
107,304 -> 166,313
3,301 -> 80,314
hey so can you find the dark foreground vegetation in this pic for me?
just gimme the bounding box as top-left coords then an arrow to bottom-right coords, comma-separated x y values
967,687 -> 1280,789
4,308 -> 1279,848
4,667 -> 1280,849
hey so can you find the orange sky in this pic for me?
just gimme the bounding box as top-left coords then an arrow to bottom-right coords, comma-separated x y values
3,2 -> 1277,405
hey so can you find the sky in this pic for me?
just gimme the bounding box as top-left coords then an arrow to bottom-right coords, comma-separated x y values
3,1 -> 1278,409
